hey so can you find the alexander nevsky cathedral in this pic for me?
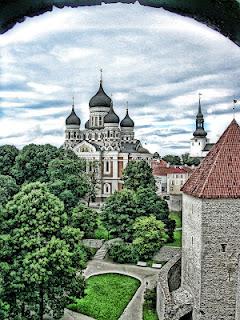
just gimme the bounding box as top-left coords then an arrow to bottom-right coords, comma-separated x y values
64,76 -> 152,201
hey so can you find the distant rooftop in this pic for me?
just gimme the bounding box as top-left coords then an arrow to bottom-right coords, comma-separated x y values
182,119 -> 240,199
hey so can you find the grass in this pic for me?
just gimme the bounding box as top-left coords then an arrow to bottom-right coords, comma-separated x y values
165,230 -> 182,247
169,211 -> 182,228
143,288 -> 158,320
143,306 -> 159,320
68,273 -> 140,320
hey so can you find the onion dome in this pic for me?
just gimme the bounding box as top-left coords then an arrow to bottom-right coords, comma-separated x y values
104,101 -> 120,124
120,108 -> 134,127
89,81 -> 111,108
66,103 -> 80,126
85,119 -> 90,129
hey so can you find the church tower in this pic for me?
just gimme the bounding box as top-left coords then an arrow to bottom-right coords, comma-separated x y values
182,119 -> 240,319
190,94 -> 208,157
64,98 -> 81,148
120,103 -> 135,143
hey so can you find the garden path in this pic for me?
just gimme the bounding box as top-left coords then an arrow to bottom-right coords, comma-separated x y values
63,239 -> 162,320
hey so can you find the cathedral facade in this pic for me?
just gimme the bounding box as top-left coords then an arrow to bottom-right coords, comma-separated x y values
64,79 -> 152,201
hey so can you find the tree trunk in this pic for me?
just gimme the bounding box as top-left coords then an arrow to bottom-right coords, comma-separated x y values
39,285 -> 44,320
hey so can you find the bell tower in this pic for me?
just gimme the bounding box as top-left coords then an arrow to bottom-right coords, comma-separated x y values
190,94 -> 208,157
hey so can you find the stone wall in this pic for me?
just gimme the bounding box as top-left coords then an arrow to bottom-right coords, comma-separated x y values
199,198 -> 240,320
156,252 -> 181,320
167,194 -> 182,212
168,257 -> 181,292
181,194 -> 203,316
182,195 -> 240,320
82,239 -> 104,249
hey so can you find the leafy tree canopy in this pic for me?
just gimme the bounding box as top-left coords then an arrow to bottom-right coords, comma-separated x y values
0,175 -> 19,210
133,215 -> 167,260
122,160 -> 156,191
47,157 -> 89,210
12,144 -> 60,184
101,189 -> 138,241
181,153 -> 200,166
0,182 -> 87,319
162,154 -> 181,165
0,145 -> 19,177
71,203 -> 98,238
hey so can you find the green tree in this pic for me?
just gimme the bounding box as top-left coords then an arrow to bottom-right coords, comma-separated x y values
181,153 -> 200,166
0,182 -> 87,319
85,160 -> 101,206
135,187 -> 175,241
12,144 -> 60,184
101,189 -> 138,241
47,157 -> 89,210
162,155 -> 181,165
0,145 -> 19,177
0,175 -> 19,209
122,160 -> 156,191
71,203 -> 98,238
133,215 -> 167,260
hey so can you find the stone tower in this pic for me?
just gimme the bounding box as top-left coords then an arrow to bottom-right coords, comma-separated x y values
190,94 -> 208,157
181,119 -> 240,319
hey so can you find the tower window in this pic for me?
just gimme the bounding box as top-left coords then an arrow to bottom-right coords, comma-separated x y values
199,142 -> 201,145
221,244 -> 227,252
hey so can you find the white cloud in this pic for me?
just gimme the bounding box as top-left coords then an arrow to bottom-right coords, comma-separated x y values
1,2 -> 240,155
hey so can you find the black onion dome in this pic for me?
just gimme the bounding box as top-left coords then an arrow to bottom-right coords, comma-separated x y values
104,102 -> 119,124
89,82 -> 111,108
85,119 -> 90,129
193,128 -> 207,137
66,106 -> 80,126
120,109 -> 134,127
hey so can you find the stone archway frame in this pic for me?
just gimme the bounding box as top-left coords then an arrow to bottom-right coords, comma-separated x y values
1,0 -> 240,47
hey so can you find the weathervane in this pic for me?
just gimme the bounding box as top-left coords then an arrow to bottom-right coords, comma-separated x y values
100,68 -> 103,83
126,101 -> 128,112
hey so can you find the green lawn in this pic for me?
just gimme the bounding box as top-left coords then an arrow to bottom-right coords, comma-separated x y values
143,306 -> 159,320
169,211 -> 182,228
165,230 -> 182,247
68,273 -> 140,320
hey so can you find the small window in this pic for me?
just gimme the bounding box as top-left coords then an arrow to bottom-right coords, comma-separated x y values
221,244 -> 227,252
199,142 -> 201,145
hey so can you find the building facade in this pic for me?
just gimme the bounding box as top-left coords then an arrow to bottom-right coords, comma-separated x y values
64,79 -> 152,201
152,158 -> 193,211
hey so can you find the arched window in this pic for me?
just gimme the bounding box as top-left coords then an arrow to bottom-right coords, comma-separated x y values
104,160 -> 110,174
104,183 -> 111,194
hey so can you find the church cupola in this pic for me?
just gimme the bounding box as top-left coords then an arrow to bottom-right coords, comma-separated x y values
120,104 -> 134,128
88,69 -> 111,129
120,102 -> 135,143
64,97 -> 81,147
66,98 -> 81,127
89,70 -> 111,109
193,93 -> 207,137
104,100 -> 120,127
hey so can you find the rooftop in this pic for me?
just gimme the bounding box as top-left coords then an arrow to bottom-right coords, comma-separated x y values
182,119 -> 240,199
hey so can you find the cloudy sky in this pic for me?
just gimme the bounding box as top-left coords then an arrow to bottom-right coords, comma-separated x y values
1,2 -> 240,155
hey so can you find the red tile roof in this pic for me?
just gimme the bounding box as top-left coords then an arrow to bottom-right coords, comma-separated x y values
181,119 -> 240,199
152,163 -> 192,176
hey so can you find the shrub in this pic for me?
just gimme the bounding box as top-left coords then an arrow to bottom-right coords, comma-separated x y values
108,242 -> 139,264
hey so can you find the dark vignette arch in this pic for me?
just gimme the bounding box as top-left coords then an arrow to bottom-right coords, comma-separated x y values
0,0 -> 240,46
